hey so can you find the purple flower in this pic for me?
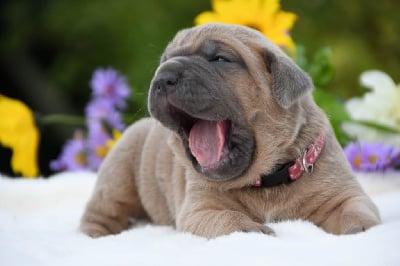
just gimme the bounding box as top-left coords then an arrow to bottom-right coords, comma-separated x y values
344,142 -> 399,172
85,98 -> 125,131
90,67 -> 131,108
86,123 -> 112,171
50,67 -> 132,173
50,130 -> 89,171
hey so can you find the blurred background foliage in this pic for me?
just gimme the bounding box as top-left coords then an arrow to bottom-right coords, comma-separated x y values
0,0 -> 398,176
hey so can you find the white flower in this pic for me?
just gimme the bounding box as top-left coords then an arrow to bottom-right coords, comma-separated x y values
342,70 -> 400,147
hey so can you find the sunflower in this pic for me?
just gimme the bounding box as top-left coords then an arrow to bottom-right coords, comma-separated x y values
195,0 -> 297,54
0,94 -> 39,177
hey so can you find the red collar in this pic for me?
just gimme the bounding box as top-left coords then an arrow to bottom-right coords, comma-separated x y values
253,132 -> 326,188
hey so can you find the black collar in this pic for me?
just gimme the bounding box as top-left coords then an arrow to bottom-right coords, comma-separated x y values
254,162 -> 295,187
252,132 -> 326,188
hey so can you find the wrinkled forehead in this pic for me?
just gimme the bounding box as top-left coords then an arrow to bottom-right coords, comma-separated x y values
162,38 -> 237,61
162,23 -> 282,61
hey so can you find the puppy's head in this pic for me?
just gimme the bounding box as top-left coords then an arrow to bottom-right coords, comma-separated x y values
148,23 -> 313,182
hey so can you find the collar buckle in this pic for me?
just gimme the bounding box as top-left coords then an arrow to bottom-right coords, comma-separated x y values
302,145 -> 314,174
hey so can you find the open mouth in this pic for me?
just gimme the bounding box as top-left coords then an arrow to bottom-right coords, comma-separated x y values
189,119 -> 231,170
168,104 -> 232,174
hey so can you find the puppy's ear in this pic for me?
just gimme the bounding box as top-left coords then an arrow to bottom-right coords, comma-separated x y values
265,49 -> 313,108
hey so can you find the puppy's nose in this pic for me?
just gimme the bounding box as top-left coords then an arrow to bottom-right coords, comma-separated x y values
154,71 -> 179,93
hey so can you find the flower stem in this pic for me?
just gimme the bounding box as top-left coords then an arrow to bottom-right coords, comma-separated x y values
40,114 -> 85,126
353,120 -> 400,134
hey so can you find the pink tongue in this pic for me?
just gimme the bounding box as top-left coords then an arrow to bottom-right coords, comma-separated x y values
189,120 -> 228,168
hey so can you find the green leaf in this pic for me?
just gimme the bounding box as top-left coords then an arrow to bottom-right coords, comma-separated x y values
308,47 -> 334,86
294,44 -> 308,70
297,44 -> 350,145
313,89 -> 350,121
313,88 -> 352,145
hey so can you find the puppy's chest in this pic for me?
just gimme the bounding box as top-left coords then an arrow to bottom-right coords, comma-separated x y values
236,188 -> 301,222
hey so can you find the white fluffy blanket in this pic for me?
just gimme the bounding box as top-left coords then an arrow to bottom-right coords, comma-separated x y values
1,171 -> 400,266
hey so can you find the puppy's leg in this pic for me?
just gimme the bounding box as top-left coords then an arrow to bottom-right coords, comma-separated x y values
177,209 -> 274,238
80,122 -> 149,237
176,196 -> 275,238
80,161 -> 147,237
320,196 -> 381,235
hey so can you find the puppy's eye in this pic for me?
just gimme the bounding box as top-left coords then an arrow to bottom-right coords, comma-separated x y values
210,55 -> 231,63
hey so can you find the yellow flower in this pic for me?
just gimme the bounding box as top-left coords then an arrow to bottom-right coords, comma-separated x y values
106,129 -> 122,150
0,94 -> 39,178
195,0 -> 297,54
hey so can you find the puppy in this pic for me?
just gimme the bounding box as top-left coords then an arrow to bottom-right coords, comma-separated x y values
80,23 -> 381,238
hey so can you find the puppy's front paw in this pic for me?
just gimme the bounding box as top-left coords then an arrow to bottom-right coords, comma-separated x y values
80,205 -> 129,238
342,198 -> 381,234
322,196 -> 381,235
80,222 -> 113,238
242,222 -> 276,236
178,209 -> 276,238
80,214 -> 127,238
340,211 -> 380,235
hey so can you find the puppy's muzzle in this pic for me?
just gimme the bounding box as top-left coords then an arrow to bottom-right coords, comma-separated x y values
152,70 -> 180,96
148,56 -> 255,181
